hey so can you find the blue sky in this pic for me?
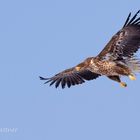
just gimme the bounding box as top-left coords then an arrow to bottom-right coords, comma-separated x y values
0,0 -> 140,139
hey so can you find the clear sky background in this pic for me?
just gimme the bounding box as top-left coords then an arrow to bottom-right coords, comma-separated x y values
0,0 -> 140,139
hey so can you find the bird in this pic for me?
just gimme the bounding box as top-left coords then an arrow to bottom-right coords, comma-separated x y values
40,10 -> 140,89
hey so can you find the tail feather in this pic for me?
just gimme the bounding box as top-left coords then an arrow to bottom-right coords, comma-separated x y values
125,58 -> 140,73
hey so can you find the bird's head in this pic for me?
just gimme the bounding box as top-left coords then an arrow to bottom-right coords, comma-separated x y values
84,57 -> 95,64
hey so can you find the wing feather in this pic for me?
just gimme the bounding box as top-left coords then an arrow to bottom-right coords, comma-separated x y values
66,77 -> 71,88
39,58 -> 101,89
98,10 -> 140,61
61,77 -> 66,89
126,10 -> 140,26
123,12 -> 131,27
55,78 -> 62,88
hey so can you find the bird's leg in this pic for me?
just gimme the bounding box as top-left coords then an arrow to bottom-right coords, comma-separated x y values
128,73 -> 136,80
107,76 -> 127,88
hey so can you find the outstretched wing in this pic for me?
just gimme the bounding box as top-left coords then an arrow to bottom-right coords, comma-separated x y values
97,10 -> 140,61
40,58 -> 100,89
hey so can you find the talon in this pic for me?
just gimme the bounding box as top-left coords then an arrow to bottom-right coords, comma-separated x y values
120,82 -> 127,88
129,74 -> 136,80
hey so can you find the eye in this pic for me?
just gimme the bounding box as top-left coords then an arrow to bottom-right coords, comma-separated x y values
117,41 -> 121,44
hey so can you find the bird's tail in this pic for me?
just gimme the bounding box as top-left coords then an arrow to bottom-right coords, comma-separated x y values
125,57 -> 140,73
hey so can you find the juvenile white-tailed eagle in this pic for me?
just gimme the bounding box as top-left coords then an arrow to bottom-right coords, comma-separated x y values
40,11 -> 140,88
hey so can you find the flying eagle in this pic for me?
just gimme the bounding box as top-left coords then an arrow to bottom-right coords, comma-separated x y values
40,11 -> 140,89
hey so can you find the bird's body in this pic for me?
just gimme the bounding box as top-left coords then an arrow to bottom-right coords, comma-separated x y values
76,57 -> 129,76
89,58 -> 127,76
40,11 -> 140,88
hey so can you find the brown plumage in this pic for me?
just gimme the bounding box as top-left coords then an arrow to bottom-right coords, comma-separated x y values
40,11 -> 140,88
